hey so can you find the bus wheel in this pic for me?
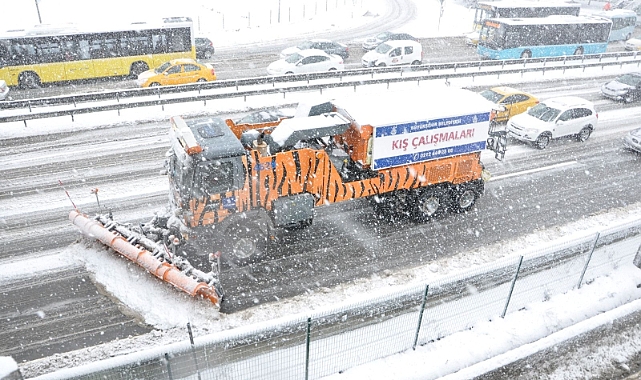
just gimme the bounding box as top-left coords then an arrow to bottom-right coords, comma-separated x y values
196,78 -> 207,82
19,72 -> 41,89
574,47 -> 584,56
149,82 -> 161,87
520,50 -> 531,59
130,62 -> 149,78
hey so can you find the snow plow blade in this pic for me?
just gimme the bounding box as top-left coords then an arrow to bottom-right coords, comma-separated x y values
69,210 -> 221,308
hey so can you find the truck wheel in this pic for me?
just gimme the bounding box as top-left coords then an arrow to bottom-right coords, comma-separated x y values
224,223 -> 267,266
371,193 -> 409,222
411,187 -> 448,222
452,184 -> 480,213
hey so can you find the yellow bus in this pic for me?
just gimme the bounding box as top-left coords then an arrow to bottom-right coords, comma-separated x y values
0,18 -> 195,88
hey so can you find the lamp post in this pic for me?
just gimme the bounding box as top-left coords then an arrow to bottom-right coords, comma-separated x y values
35,0 -> 42,23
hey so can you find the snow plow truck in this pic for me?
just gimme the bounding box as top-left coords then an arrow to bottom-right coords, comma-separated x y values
70,87 -> 499,308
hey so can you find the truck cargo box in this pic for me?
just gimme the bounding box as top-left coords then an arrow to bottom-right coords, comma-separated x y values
333,87 -> 494,170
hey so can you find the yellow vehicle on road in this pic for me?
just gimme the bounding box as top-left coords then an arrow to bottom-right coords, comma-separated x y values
136,58 -> 216,87
479,86 -> 539,123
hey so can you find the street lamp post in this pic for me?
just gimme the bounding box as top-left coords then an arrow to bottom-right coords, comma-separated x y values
35,0 -> 42,23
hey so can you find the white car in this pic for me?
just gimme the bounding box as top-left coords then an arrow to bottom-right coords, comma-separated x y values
266,49 -> 344,76
279,39 -> 349,59
506,96 -> 598,149
361,40 -> 423,68
0,80 -> 9,101
625,37 -> 641,51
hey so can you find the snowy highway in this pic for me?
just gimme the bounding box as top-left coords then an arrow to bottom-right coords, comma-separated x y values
2,76 -> 641,366
2,0 -> 641,376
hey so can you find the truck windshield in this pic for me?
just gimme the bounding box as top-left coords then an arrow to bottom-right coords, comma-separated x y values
196,161 -> 236,196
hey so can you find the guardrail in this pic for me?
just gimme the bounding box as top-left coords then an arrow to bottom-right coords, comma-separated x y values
31,218 -> 641,380
1,51 -> 640,125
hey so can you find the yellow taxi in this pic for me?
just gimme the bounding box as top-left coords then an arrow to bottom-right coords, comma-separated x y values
479,86 -> 539,123
136,59 -> 216,87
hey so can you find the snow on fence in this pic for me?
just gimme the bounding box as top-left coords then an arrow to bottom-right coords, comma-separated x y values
31,218 -> 641,380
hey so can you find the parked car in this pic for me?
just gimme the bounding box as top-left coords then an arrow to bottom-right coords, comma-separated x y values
362,31 -> 418,51
506,96 -> 597,149
280,39 -> 349,59
479,86 -> 539,123
361,40 -> 422,68
195,37 -> 215,59
0,80 -> 9,101
623,127 -> 641,153
136,59 -> 216,87
267,49 -> 344,75
601,72 -> 641,103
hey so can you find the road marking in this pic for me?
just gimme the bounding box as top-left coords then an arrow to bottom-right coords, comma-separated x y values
490,161 -> 578,181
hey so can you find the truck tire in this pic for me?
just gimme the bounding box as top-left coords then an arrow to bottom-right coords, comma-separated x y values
223,223 -> 268,266
411,187 -> 448,222
452,183 -> 481,213
371,192 -> 410,222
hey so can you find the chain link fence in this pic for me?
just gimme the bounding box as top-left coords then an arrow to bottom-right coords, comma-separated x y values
32,218 -> 641,380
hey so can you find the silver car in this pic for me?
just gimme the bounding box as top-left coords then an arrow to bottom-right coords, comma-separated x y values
601,72 -> 641,103
623,127 -> 641,153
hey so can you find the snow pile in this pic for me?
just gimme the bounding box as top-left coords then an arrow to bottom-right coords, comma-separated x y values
0,356 -> 19,379
18,202 -> 641,379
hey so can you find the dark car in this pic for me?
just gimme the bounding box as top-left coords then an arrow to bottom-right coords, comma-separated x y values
362,31 -> 419,50
601,72 -> 641,103
280,39 -> 349,59
195,37 -> 215,59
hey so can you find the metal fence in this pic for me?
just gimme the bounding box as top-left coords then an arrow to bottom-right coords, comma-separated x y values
32,218 -> 641,380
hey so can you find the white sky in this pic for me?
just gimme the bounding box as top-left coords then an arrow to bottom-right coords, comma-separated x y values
4,0 -> 641,379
